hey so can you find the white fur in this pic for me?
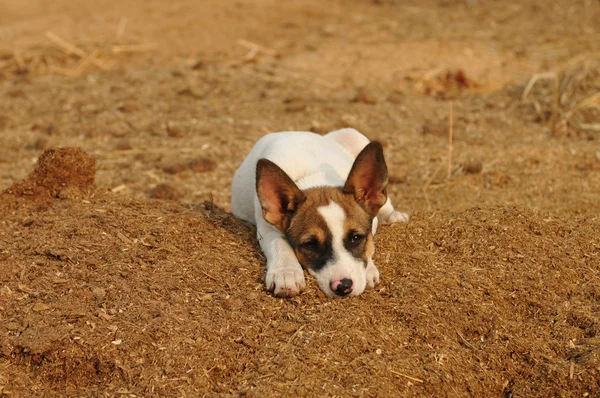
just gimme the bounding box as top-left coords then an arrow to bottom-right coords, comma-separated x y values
231,128 -> 408,298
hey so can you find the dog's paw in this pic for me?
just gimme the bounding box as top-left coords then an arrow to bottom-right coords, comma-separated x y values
382,210 -> 409,224
366,261 -> 380,289
266,264 -> 306,298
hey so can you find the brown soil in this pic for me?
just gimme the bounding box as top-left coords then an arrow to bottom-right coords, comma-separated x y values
1,0 -> 599,396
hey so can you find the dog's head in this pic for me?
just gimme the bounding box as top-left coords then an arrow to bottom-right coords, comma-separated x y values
256,142 -> 388,298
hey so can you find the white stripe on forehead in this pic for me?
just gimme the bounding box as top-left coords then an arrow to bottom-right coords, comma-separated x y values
315,200 -> 368,296
317,201 -> 346,249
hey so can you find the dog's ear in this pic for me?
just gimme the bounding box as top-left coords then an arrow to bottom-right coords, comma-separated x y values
343,141 -> 388,217
256,159 -> 306,233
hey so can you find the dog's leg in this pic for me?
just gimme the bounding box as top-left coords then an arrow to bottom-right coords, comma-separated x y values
257,219 -> 305,297
365,258 -> 380,289
377,197 -> 409,225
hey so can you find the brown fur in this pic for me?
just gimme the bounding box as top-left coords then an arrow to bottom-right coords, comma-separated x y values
287,187 -> 375,270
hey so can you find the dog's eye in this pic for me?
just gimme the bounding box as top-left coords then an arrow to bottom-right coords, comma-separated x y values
349,233 -> 365,247
299,239 -> 320,252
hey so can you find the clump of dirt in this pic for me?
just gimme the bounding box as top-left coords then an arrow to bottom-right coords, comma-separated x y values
162,161 -> 189,175
148,183 -> 183,200
4,147 -> 96,201
415,69 -> 481,99
463,159 -> 483,174
352,87 -> 379,105
188,157 -> 216,173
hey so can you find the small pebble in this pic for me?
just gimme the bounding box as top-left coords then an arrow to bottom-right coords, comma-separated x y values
162,161 -> 188,175
33,137 -> 50,150
115,139 -> 132,150
352,88 -> 378,105
387,90 -> 404,104
166,123 -> 185,138
464,161 -> 483,174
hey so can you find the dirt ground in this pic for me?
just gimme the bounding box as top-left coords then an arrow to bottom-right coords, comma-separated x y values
1,0 -> 600,396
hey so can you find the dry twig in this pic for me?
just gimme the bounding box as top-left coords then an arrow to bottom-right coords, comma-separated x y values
237,39 -> 277,56
116,16 -> 128,39
45,31 -> 86,57
447,102 -> 454,180
45,31 -> 113,71
521,72 -> 557,101
389,369 -> 424,383
112,43 -> 157,54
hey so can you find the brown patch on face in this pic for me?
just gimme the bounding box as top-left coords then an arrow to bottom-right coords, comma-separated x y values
285,187 -> 374,270
286,188 -> 335,271
365,235 -> 375,258
341,198 -> 373,265
292,226 -> 330,270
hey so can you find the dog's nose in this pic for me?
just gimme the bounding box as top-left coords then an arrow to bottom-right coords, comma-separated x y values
330,278 -> 353,296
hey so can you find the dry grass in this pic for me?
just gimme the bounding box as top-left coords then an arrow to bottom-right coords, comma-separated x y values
0,31 -> 155,78
521,58 -> 600,135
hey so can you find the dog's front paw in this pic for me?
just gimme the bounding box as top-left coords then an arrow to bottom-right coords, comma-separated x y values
266,264 -> 306,298
366,261 -> 380,289
382,210 -> 409,224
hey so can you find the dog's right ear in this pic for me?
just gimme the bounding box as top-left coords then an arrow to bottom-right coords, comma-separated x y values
256,159 -> 306,233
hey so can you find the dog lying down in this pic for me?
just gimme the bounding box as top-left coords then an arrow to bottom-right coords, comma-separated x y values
231,128 -> 409,298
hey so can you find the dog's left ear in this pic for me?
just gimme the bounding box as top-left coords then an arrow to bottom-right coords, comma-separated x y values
256,159 -> 306,233
343,141 -> 388,217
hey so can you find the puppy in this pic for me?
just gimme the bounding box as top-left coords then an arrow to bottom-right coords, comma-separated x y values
231,128 -> 408,298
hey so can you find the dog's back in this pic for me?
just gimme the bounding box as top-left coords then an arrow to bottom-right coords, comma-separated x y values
232,129 -> 368,224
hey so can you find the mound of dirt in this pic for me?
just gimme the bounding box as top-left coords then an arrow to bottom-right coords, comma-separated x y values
5,147 -> 96,202
0,193 -> 598,396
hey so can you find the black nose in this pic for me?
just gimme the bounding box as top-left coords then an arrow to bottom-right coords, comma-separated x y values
331,278 -> 353,296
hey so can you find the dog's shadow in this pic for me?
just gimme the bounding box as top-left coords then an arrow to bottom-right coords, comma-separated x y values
193,200 -> 266,272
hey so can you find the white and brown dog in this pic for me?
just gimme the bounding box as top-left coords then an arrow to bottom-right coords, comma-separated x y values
231,128 -> 408,298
